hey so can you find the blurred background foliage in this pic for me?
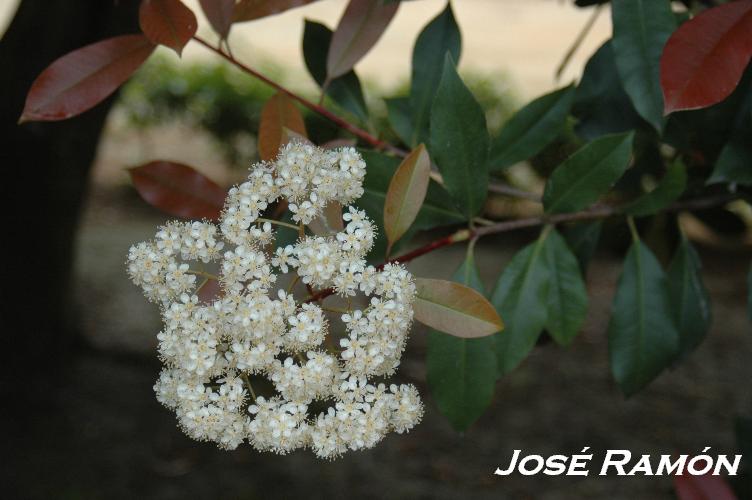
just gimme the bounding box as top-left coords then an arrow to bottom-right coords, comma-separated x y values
116,54 -> 518,168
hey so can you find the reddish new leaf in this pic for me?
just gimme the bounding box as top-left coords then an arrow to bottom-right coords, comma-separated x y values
414,278 -> 504,339
384,144 -> 431,251
139,0 -> 197,55
197,279 -> 223,303
233,0 -> 319,22
19,35 -> 155,123
674,472 -> 737,500
129,161 -> 226,220
258,92 -> 308,161
308,201 -> 345,235
199,0 -> 236,39
321,138 -> 357,149
661,0 -> 752,114
326,0 -> 399,80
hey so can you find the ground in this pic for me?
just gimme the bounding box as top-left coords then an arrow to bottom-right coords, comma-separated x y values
5,185 -> 750,499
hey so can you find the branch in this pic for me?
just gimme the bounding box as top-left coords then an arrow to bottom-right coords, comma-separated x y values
191,35 -> 540,203
191,35 -> 402,155
475,191 -> 741,237
304,191 -> 742,304
487,182 -> 542,202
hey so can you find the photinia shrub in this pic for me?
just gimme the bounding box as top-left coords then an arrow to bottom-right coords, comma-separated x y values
17,0 -> 752,469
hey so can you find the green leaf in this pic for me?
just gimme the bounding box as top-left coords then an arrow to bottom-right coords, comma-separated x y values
608,240 -> 679,396
625,160 -> 687,217
709,136 -> 752,186
384,144 -> 431,250
303,20 -> 369,122
543,229 -> 588,346
573,41 -> 643,140
430,54 -> 490,218
708,83 -> 752,185
489,85 -> 576,172
563,220 -> 602,274
667,236 -> 712,358
427,253 -> 497,432
410,1 -> 461,146
491,235 -> 550,377
611,0 -> 675,133
414,278 -> 503,338
385,97 -> 414,145
543,132 -> 634,214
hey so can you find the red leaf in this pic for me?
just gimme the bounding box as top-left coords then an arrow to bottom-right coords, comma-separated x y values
674,472 -> 737,500
258,92 -> 308,161
197,279 -> 223,303
129,161 -> 226,220
661,0 -> 752,114
19,35 -> 155,123
233,0 -> 319,22
199,0 -> 235,39
327,0 -> 399,80
139,0 -> 197,55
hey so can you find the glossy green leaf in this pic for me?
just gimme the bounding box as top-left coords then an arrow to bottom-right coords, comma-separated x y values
625,160 -> 687,217
489,85 -> 576,171
563,220 -> 602,274
384,144 -> 431,250
430,54 -> 490,218
385,97 -> 414,146
707,89 -> 752,185
543,230 -> 588,346
427,253 -> 497,432
410,2 -> 461,145
491,235 -> 550,377
667,236 -> 712,358
608,240 -> 679,396
572,41 -> 643,140
414,278 -> 503,338
708,134 -> 752,186
543,132 -> 634,214
611,0 -> 675,132
326,0 -> 399,80
303,20 -> 369,122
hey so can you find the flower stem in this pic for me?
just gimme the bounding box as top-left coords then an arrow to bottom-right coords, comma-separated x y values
187,270 -> 220,281
257,217 -> 299,231
240,373 -> 257,401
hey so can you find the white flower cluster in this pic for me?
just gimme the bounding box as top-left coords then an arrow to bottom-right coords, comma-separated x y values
127,142 -> 422,458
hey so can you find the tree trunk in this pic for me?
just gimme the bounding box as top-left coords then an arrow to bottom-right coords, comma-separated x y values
0,0 -> 140,406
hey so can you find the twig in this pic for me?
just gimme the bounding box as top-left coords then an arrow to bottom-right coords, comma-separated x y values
555,4 -> 603,81
303,192 -> 742,303
474,192 -> 741,237
487,182 -> 542,202
191,35 -> 402,156
190,35 -> 540,203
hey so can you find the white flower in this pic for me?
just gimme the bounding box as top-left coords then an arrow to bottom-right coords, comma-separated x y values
127,141 -> 421,456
